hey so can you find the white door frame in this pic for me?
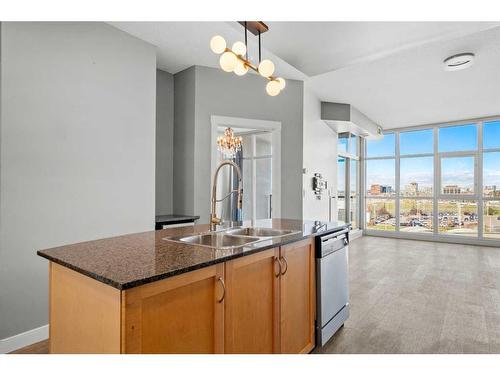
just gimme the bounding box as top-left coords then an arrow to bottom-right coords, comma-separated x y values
210,115 -> 282,219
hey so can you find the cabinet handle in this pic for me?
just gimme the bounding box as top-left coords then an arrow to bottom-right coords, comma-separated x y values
274,257 -> 281,277
279,256 -> 288,276
217,277 -> 226,303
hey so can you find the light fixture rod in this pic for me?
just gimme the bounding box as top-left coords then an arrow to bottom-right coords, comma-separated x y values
223,47 -> 276,81
244,21 -> 248,60
258,30 -> 261,63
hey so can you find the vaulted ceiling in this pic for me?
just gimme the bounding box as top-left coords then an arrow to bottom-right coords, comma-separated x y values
110,21 -> 500,129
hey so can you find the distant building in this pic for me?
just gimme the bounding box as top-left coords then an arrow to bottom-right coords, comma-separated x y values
443,185 -> 461,194
484,185 -> 499,197
370,184 -> 393,195
403,182 -> 419,196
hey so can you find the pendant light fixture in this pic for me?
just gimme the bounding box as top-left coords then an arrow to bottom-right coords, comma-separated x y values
210,21 -> 286,96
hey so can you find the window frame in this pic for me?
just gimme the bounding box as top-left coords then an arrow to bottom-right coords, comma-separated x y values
337,133 -> 360,230
362,116 -> 500,246
437,153 -> 478,200
239,131 -> 273,221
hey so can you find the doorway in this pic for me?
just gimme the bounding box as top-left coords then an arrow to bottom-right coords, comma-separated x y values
337,132 -> 360,230
211,116 -> 282,223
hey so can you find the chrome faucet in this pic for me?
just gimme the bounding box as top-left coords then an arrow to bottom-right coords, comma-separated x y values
210,160 -> 243,231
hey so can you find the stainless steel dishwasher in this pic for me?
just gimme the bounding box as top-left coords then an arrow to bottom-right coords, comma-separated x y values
315,227 -> 350,347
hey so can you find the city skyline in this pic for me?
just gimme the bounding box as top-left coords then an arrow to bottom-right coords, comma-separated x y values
366,123 -> 500,196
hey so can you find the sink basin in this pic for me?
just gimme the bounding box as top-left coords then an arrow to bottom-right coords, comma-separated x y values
224,227 -> 300,237
167,232 -> 262,249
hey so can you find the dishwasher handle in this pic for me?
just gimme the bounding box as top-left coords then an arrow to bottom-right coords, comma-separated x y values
320,227 -> 349,243
318,228 -> 349,258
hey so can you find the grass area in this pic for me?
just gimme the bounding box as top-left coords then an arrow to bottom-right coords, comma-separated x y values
365,199 -> 500,236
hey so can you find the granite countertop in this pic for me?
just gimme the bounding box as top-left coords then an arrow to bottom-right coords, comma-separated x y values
37,218 -> 348,290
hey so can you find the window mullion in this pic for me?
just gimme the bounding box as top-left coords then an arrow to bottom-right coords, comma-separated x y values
478,121 -> 484,239
433,127 -> 439,235
395,131 -> 400,231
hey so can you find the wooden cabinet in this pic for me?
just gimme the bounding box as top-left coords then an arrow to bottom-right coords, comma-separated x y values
279,239 -> 316,354
48,239 -> 316,354
224,248 -> 280,353
222,240 -> 315,354
122,264 -> 225,354
49,262 -> 122,354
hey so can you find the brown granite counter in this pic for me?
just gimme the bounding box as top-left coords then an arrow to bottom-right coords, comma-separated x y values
37,219 -> 348,290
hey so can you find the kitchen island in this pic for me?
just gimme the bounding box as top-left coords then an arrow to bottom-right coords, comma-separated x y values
38,219 -> 348,354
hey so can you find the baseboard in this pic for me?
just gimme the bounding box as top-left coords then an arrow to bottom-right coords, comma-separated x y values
349,229 -> 363,241
0,325 -> 48,354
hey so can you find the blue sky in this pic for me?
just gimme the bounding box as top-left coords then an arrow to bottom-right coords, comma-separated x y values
484,121 -> 500,149
365,122 -> 500,191
366,133 -> 395,157
400,129 -> 433,155
366,159 -> 395,187
484,152 -> 500,187
438,124 -> 477,152
400,157 -> 433,189
441,156 -> 474,189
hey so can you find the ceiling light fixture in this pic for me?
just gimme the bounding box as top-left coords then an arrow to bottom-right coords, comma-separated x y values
443,53 -> 475,71
210,21 -> 285,96
217,127 -> 242,158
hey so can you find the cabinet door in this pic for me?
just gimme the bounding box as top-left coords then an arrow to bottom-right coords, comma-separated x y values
122,264 -> 225,353
224,248 -> 281,353
279,239 -> 316,354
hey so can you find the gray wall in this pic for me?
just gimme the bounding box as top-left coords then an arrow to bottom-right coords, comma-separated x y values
174,66 -> 304,223
0,22 -> 156,340
173,66 -> 196,215
155,69 -> 174,215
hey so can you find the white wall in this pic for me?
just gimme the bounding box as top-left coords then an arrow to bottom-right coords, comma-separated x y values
302,85 -> 338,221
0,22 -> 156,340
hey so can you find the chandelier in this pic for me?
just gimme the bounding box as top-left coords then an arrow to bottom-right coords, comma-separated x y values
217,127 -> 242,158
210,21 -> 286,96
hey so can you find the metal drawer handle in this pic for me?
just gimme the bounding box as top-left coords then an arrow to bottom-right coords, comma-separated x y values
279,256 -> 288,276
217,277 -> 226,303
274,257 -> 281,277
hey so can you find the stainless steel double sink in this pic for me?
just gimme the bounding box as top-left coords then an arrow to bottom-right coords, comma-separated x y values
164,227 -> 301,250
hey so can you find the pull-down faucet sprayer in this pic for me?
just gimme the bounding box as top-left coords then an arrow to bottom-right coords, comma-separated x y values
210,160 -> 243,231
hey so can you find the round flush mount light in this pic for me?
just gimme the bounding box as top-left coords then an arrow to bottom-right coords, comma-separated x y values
443,53 -> 475,71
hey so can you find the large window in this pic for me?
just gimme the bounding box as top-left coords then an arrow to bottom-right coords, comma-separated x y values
364,119 -> 500,242
400,199 -> 433,233
440,156 -> 475,195
365,133 -> 396,231
400,129 -> 433,155
438,124 -> 477,152
400,157 -> 433,197
483,121 -> 500,239
337,132 -> 359,229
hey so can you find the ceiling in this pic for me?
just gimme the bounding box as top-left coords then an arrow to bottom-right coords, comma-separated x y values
109,21 -> 307,80
110,21 -> 500,129
310,25 -> 500,128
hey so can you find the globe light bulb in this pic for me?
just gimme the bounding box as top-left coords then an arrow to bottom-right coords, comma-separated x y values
276,77 -> 286,90
219,51 -> 237,72
266,80 -> 281,96
232,41 -> 247,56
258,59 -> 275,78
234,60 -> 249,76
210,35 -> 226,54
